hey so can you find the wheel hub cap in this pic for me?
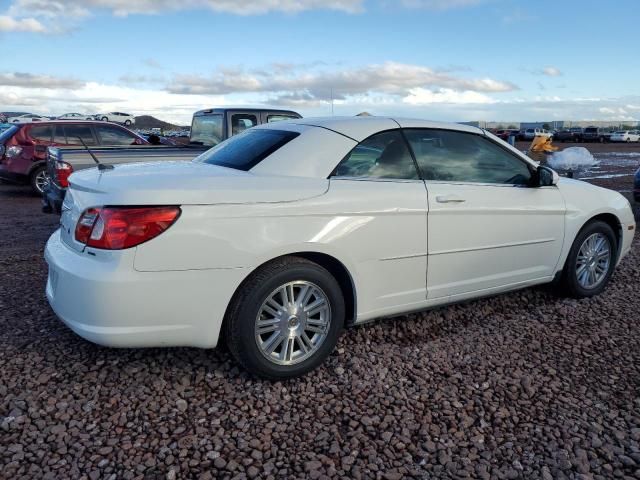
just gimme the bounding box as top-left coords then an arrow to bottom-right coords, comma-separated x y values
255,281 -> 331,366
575,233 -> 611,289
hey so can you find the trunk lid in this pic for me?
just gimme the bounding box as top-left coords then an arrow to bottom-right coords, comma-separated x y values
61,161 -> 329,250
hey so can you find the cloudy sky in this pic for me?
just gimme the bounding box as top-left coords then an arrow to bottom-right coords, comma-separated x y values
1,0 -> 639,125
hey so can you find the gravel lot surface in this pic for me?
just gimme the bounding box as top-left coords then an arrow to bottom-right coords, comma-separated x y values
1,147 -> 639,479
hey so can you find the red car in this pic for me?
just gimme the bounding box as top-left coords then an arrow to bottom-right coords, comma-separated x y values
0,121 -> 147,194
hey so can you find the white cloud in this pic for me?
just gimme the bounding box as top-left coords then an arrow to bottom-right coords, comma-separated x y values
404,88 -> 496,105
0,72 -> 83,89
542,66 -> 562,77
167,62 -> 518,101
0,14 -> 45,32
398,0 -> 486,9
6,0 -> 364,18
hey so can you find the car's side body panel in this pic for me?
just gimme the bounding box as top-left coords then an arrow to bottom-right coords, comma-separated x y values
425,183 -> 566,298
133,178 -> 430,321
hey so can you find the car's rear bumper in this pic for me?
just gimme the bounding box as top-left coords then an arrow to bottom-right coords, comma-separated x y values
44,229 -> 247,349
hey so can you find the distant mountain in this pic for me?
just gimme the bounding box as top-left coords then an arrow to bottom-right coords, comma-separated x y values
1,112 -> 29,118
134,115 -> 187,130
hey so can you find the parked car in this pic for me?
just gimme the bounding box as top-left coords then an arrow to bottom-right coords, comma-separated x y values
8,113 -> 48,123
523,128 -> 552,140
0,121 -> 148,194
609,130 -> 640,142
634,167 -> 640,202
42,107 -> 303,212
582,127 -> 610,143
57,113 -> 94,121
95,112 -> 136,126
555,127 -> 583,142
44,116 -> 635,379
0,113 -> 7,123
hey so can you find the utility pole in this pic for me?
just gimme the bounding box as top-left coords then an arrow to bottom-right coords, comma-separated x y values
330,88 -> 334,116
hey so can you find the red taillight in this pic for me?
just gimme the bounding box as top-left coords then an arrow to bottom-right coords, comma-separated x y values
55,161 -> 73,188
74,206 -> 181,250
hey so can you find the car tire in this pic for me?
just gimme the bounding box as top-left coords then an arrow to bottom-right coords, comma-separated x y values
559,220 -> 617,298
101,117 -> 108,122
124,120 -> 132,126
29,166 -> 48,195
224,256 -> 345,379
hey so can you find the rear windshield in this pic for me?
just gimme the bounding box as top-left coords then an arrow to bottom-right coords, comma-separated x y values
194,129 -> 299,171
0,125 -> 18,143
585,127 -> 597,133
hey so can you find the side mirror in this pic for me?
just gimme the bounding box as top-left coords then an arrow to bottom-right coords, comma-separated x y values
536,165 -> 559,187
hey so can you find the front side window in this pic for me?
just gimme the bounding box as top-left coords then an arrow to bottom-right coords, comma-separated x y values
29,125 -> 53,142
64,125 -> 97,146
96,125 -> 138,145
190,114 -> 223,146
194,129 -> 299,171
404,129 -> 532,185
332,130 -> 418,180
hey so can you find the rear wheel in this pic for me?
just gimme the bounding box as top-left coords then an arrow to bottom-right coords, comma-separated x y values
224,257 -> 345,379
101,117 -> 108,122
124,120 -> 132,126
30,166 -> 48,195
559,221 -> 617,298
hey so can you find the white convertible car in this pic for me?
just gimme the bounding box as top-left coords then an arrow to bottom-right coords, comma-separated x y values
45,117 -> 635,378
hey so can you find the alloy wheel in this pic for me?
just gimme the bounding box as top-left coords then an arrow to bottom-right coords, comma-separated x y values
255,280 -> 331,366
575,233 -> 611,289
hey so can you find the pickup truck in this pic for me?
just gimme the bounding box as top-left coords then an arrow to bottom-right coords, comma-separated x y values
42,145 -> 206,213
42,107 -> 302,213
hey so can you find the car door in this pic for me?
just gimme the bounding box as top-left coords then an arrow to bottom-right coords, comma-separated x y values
403,128 -> 565,301
328,129 -> 429,316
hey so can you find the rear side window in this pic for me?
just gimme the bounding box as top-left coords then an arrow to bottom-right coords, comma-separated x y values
29,125 -> 53,142
53,126 -> 67,144
96,125 -> 138,145
195,129 -> 299,171
332,130 -> 418,180
64,125 -> 97,146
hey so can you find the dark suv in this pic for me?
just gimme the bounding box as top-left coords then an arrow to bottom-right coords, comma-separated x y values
582,127 -> 609,143
0,121 -> 147,194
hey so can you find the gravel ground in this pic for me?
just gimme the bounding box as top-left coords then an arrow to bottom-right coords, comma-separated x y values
1,150 -> 640,479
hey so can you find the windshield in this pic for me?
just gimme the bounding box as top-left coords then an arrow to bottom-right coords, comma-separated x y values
585,128 -> 597,133
0,125 -> 18,143
194,128 -> 299,171
190,114 -> 223,146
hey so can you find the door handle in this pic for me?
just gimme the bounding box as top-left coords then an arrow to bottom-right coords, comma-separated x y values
436,195 -> 466,203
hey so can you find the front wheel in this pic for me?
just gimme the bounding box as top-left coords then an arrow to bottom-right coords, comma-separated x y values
559,221 -> 617,298
224,257 -> 345,379
124,120 -> 132,126
101,117 -> 108,122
